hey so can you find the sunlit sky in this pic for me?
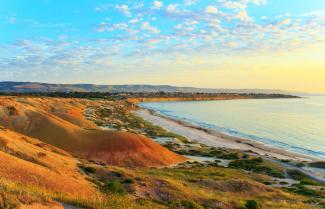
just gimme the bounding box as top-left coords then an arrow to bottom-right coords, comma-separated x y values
0,0 -> 325,93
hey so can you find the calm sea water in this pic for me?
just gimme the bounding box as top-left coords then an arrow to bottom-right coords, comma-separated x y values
140,96 -> 325,159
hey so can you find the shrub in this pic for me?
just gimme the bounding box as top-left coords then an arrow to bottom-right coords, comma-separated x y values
245,200 -> 260,209
279,181 -> 288,185
286,185 -> 320,197
169,200 -> 203,209
0,193 -> 20,209
287,170 -> 318,185
287,169 -> 308,180
83,166 -> 96,174
309,161 -> 325,169
229,158 -> 285,178
122,178 -> 134,184
112,171 -> 123,177
102,180 -> 126,195
296,163 -> 305,167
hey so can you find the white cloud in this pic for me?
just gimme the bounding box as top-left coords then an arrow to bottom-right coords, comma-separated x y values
8,13 -> 17,24
206,6 -> 218,14
281,18 -> 292,25
153,1 -> 163,9
115,4 -> 131,16
141,22 -> 160,34
129,18 -> 140,24
221,1 -> 246,9
227,42 -> 239,48
250,0 -> 267,5
3,0 -> 325,77
184,0 -> 199,6
234,10 -> 252,22
220,0 -> 267,9
166,4 -> 179,14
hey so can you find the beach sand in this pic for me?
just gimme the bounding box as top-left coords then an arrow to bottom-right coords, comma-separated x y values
135,108 -> 325,182
135,109 -> 318,162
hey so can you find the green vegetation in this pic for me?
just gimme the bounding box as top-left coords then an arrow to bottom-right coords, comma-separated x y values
82,100 -> 325,208
229,157 -> 285,178
89,102 -> 189,143
286,184 -> 322,197
174,144 -> 240,160
287,170 -> 319,185
102,180 -> 127,195
245,200 -> 261,209
309,161 -> 325,169
169,200 -> 203,209
128,114 -> 188,142
80,165 -> 97,174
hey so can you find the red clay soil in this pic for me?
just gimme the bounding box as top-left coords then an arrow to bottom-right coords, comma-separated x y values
0,97 -> 186,167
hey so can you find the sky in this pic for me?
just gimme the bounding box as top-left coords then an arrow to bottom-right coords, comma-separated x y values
0,0 -> 324,93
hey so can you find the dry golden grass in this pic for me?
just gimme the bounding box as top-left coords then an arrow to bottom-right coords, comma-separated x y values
96,165 -> 312,209
0,128 -> 95,198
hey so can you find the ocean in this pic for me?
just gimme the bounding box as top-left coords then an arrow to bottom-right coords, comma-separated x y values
140,96 -> 325,159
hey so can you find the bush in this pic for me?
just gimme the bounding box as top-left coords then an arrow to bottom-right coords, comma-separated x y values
296,163 -> 305,167
169,200 -> 203,209
309,161 -> 325,169
102,180 -> 126,195
83,166 -> 96,174
287,170 -> 318,185
286,185 -> 320,197
245,200 -> 260,209
122,178 -> 135,184
0,193 -> 20,209
229,158 -> 285,178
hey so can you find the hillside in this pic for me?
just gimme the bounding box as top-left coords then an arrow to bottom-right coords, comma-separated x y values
0,96 -> 322,209
0,81 -> 301,95
0,97 -> 186,167
0,125 -> 96,208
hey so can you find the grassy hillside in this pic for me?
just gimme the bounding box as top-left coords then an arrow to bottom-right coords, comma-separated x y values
0,97 -> 322,209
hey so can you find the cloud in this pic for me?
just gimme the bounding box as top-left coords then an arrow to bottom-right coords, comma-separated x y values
281,18 -> 291,25
234,10 -> 252,22
184,0 -> 199,6
166,4 -> 179,14
153,1 -> 163,9
115,4 -> 131,16
220,0 -> 267,10
141,22 -> 160,34
1,0 -> 325,79
7,13 -> 17,24
129,18 -> 140,24
206,6 -> 218,14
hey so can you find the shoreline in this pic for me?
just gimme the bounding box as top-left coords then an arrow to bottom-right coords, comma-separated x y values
135,108 -> 320,162
134,107 -> 325,182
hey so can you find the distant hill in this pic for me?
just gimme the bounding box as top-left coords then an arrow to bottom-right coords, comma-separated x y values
0,81 -> 302,95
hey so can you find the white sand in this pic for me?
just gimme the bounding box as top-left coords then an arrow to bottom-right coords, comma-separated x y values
135,108 -> 325,182
134,109 -> 325,182
135,109 -> 319,162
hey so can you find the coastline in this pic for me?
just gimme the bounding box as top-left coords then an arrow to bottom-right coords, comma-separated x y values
135,108 -> 320,162
134,107 -> 325,182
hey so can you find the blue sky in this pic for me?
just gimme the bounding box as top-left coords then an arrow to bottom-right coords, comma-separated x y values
0,0 -> 325,92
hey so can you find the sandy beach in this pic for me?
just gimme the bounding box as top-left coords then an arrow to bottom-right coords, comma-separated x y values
135,108 -> 325,182
135,108 -> 319,161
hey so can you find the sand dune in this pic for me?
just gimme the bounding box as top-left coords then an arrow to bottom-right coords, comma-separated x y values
0,97 -> 186,167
